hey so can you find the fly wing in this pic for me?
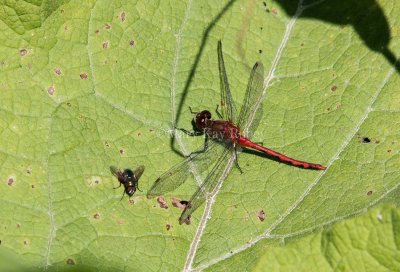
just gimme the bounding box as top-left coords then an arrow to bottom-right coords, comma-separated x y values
147,142 -> 224,198
110,166 -> 122,178
218,40 -> 237,122
237,62 -> 264,139
178,146 -> 233,224
133,165 -> 145,180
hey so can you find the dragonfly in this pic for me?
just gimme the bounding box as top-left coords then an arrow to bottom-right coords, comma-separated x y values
147,41 -> 326,224
110,165 -> 145,200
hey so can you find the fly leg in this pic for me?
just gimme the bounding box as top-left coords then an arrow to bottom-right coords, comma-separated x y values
113,183 -> 122,189
119,190 -> 126,201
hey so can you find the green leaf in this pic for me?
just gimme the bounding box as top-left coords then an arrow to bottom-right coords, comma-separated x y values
0,0 -> 399,271
211,204 -> 400,271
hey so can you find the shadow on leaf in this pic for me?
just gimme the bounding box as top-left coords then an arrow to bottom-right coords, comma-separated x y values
170,0 -> 238,156
276,0 -> 399,73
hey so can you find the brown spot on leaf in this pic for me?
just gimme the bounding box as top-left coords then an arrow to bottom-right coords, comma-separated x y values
129,40 -> 135,46
7,177 -> 14,186
48,85 -> 55,95
17,223 -> 21,228
104,23 -> 111,30
80,73 -> 88,79
157,196 -> 168,209
331,85 -> 337,92
105,141 -> 110,148
26,168 -> 32,175
23,240 -> 28,245
367,191 -> 373,196
120,12 -> 126,22
171,197 -> 188,211
54,68 -> 62,75
387,149 -> 392,153
181,215 -> 191,225
118,219 -> 125,225
102,41 -> 109,49
272,8 -> 278,15
20,49 -> 27,56
95,29 -> 100,34
66,258 -> 75,265
256,210 -> 266,221
94,213 -> 101,219
119,149 -> 125,155
166,224 -> 172,230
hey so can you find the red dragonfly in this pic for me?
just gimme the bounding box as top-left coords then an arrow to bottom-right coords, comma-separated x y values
147,41 -> 326,224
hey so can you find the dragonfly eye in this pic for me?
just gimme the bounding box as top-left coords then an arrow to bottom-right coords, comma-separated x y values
202,110 -> 211,120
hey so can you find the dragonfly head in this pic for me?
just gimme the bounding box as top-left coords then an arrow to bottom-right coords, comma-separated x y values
194,110 -> 212,130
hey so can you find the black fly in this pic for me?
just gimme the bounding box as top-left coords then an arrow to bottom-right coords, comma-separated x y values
110,165 -> 145,200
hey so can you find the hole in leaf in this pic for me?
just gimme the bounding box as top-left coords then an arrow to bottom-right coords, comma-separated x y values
362,137 -> 371,143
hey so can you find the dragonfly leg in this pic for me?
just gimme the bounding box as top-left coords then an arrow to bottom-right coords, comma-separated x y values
234,146 -> 243,174
178,127 -> 203,136
215,104 -> 223,119
189,106 -> 198,114
186,136 -> 210,157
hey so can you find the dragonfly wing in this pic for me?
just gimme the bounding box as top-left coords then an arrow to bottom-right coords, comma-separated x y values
147,141 -> 223,198
218,40 -> 237,122
178,146 -> 233,224
237,62 -> 264,138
